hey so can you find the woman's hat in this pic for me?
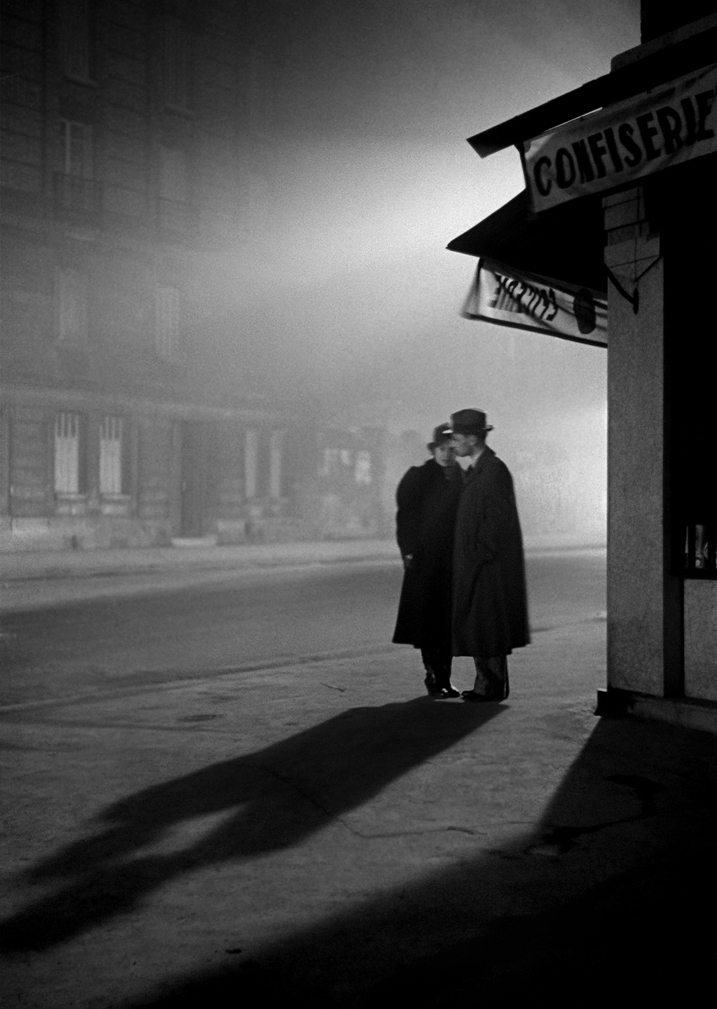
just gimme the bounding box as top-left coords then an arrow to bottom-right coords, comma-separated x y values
427,424 -> 452,450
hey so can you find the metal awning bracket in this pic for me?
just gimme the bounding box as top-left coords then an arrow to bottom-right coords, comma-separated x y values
604,255 -> 663,314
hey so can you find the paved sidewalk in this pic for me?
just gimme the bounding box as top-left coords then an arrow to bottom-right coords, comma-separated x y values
1,591 -> 714,1007
0,535 -> 606,613
0,538 -> 400,582
0,539 -> 402,612
1,532 -> 605,582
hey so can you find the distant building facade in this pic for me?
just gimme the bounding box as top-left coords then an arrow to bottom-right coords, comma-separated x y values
0,1 -> 387,550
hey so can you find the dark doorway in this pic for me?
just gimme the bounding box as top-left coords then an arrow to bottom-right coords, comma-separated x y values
179,422 -> 217,537
663,157 -> 717,577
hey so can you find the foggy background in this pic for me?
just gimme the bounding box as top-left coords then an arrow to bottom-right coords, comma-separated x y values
197,0 -> 641,542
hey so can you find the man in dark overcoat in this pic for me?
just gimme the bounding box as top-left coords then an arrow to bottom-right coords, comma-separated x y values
448,409 -> 530,701
392,424 -> 462,697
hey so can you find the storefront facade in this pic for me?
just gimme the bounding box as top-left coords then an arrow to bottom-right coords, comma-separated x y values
450,6 -> 717,729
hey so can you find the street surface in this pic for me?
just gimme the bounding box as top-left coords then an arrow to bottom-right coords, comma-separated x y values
0,551 -> 606,707
3,547 -> 713,1007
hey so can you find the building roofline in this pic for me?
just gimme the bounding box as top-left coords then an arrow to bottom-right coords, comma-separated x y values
612,12 -> 717,71
468,24 -> 717,157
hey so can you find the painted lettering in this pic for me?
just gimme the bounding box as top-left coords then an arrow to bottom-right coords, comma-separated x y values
694,89 -> 716,140
587,132 -> 609,177
538,289 -> 552,319
636,112 -> 661,159
571,139 -> 595,183
618,122 -> 642,167
495,275 -> 516,312
533,156 -> 552,196
546,289 -> 558,322
555,148 -> 576,188
680,96 -> 697,145
655,106 -> 683,153
489,270 -> 586,331
499,282 -> 514,311
489,275 -> 513,313
603,126 -> 623,172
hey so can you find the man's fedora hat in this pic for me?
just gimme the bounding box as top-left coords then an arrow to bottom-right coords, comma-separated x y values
427,424 -> 452,450
448,409 -> 494,435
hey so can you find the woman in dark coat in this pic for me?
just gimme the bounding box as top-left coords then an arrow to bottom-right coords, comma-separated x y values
392,425 -> 462,697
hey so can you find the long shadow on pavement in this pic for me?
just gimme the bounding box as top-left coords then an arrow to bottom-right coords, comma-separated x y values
119,715 -> 717,1007
0,696 -> 499,952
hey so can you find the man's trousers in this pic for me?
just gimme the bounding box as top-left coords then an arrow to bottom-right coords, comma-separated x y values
471,655 -> 509,700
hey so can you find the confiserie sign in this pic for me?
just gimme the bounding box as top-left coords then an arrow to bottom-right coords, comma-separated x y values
523,64 -> 717,212
462,258 -> 607,346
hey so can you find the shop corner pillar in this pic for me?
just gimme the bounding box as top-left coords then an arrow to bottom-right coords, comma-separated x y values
604,187 -> 682,700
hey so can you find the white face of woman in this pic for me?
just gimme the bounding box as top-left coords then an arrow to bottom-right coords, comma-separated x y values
433,442 -> 456,467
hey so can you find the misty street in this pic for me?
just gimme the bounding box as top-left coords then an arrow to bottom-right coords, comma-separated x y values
1,550 -> 605,708
6,544 -> 712,1009
3,0 -> 717,1002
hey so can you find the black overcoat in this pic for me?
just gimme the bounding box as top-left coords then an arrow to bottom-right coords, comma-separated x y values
452,447 -> 530,657
392,458 -> 461,648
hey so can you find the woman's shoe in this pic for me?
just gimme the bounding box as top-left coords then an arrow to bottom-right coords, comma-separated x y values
424,672 -> 442,696
437,684 -> 461,698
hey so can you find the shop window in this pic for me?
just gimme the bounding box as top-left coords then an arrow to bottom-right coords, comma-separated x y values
59,0 -> 94,81
161,17 -> 190,109
683,523 -> 717,579
54,412 -> 86,494
57,269 -> 89,345
155,286 -> 180,360
99,416 -> 126,495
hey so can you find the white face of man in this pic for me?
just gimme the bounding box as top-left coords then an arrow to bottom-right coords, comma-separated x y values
433,442 -> 456,467
450,433 -> 476,458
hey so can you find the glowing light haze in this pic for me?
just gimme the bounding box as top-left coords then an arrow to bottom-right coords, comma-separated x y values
213,0 -> 641,538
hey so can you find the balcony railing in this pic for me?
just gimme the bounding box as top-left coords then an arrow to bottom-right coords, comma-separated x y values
683,522 -> 717,578
54,173 -> 103,222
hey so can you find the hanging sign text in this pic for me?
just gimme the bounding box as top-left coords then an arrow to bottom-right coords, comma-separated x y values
462,258 -> 607,346
523,64 -> 717,212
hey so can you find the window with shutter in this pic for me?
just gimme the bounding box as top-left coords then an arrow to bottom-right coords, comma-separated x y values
99,416 -> 124,495
54,412 -> 85,494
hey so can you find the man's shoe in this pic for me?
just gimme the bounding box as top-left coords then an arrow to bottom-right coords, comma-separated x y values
461,690 -> 497,702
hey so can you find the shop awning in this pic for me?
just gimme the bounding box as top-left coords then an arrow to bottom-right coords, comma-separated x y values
447,189 -> 606,293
